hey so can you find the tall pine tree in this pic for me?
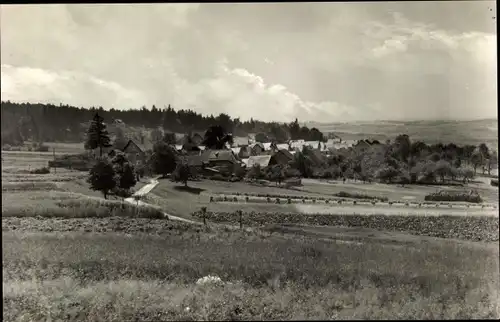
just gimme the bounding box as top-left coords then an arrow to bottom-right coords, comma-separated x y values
85,113 -> 112,157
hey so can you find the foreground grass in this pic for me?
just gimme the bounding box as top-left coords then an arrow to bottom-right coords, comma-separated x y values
2,191 -> 164,219
2,225 -> 499,320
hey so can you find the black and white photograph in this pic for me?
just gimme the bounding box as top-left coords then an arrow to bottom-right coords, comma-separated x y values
1,1 -> 498,320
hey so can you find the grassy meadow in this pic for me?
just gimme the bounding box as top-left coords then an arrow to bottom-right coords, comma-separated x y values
3,225 -> 499,320
2,144 -> 500,320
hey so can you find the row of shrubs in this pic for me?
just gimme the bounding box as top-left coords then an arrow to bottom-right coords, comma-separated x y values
424,191 -> 482,203
209,195 -> 494,208
192,210 -> 499,242
229,191 -> 387,202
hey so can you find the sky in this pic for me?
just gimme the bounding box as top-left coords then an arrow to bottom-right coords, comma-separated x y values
1,2 -> 497,123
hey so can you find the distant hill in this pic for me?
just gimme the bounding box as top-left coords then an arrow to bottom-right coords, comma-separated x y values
310,119 -> 498,149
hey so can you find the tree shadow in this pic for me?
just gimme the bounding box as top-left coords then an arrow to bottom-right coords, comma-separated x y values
173,185 -> 205,195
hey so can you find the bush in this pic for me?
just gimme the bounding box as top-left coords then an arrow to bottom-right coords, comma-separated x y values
30,167 -> 50,174
334,191 -> 388,202
424,191 -> 482,203
491,179 -> 499,187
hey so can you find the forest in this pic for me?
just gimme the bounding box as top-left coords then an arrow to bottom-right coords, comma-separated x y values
1,101 -> 326,146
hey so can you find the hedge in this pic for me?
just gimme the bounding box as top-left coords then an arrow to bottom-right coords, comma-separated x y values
424,192 -> 482,203
334,191 -> 388,202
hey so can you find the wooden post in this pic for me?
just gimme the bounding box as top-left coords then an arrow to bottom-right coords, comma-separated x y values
201,207 -> 207,226
53,147 -> 56,174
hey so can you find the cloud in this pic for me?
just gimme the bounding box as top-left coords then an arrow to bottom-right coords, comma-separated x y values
150,61 -> 367,122
1,64 -> 148,109
2,62 -> 373,123
1,3 -> 496,122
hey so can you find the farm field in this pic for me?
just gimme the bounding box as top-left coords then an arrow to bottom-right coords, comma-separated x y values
299,178 -> 499,204
1,147 -> 149,214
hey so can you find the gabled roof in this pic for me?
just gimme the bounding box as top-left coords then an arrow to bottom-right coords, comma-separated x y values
247,155 -> 272,168
275,149 -> 294,160
307,149 -> 326,165
250,142 -> 265,150
122,140 -> 145,153
204,149 -> 238,163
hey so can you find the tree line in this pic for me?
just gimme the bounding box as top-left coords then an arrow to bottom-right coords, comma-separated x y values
285,134 -> 498,184
1,101 -> 327,147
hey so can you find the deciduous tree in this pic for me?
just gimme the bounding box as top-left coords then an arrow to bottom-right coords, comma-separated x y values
87,158 -> 116,199
172,162 -> 191,187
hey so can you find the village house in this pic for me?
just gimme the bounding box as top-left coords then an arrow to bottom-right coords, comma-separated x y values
262,142 -> 273,152
247,155 -> 274,168
245,149 -> 294,169
271,149 -> 294,166
202,149 -> 241,175
353,140 -> 371,152
249,142 -> 265,156
182,154 -> 208,174
110,139 -> 147,165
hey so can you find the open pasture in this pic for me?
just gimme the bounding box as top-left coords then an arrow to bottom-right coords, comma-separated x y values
2,226 -> 498,320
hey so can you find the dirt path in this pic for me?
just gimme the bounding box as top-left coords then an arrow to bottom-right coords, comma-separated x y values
125,178 -> 202,225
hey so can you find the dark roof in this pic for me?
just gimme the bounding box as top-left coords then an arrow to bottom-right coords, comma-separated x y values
203,149 -> 238,163
275,149 -> 294,160
122,140 -> 145,153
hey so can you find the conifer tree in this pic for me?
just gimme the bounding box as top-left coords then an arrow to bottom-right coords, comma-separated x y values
85,113 -> 112,157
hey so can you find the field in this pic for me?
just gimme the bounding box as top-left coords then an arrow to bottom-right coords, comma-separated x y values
3,225 -> 499,320
2,146 -> 500,320
145,177 -> 498,220
312,119 -> 498,149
